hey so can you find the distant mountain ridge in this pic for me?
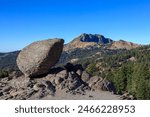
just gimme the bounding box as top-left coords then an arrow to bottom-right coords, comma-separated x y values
0,33 -> 142,71
0,51 -> 19,70
64,33 -> 139,51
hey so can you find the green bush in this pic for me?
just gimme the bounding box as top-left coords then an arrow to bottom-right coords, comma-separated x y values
0,70 -> 9,78
86,63 -> 99,76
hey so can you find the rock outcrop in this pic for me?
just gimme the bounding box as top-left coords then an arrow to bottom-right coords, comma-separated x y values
17,39 -> 64,78
80,33 -> 113,43
0,63 -> 114,100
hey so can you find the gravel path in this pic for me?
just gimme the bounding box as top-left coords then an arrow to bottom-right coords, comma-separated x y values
42,90 -> 120,100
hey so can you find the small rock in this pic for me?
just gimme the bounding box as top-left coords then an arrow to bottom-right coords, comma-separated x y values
128,95 -> 135,100
76,69 -> 82,77
89,95 -> 93,98
45,81 -> 55,94
88,76 -> 100,87
81,71 -> 90,82
0,77 -> 9,83
56,70 -> 68,79
68,81 -> 79,90
55,77 -> 64,85
33,83 -> 46,91
9,70 -> 23,78
0,92 -> 3,96
93,80 -> 104,91
3,86 -> 12,92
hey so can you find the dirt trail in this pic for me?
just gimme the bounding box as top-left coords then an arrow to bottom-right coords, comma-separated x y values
42,90 -> 120,100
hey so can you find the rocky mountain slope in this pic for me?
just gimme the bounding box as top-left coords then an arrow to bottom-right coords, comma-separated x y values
0,51 -> 19,71
110,40 -> 140,50
59,33 -> 140,66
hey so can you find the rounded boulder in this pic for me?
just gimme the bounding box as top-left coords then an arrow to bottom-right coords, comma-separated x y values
17,39 -> 64,77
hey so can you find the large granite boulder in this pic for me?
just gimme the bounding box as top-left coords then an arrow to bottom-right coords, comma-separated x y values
17,38 -> 64,77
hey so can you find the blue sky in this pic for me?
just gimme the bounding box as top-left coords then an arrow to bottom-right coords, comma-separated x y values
0,0 -> 150,52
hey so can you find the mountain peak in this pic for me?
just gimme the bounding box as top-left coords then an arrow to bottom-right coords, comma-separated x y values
64,33 -> 113,51
77,33 -> 113,44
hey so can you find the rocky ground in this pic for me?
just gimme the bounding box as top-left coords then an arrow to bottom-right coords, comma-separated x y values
0,63 -> 120,100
